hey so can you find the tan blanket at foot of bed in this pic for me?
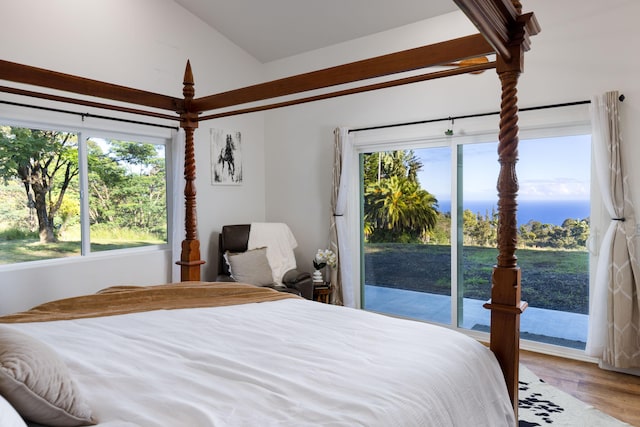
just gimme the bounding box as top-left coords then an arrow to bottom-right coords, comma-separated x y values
0,282 -> 300,323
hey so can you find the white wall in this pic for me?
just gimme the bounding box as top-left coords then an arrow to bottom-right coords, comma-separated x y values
1,0 -> 639,314
0,0 -> 267,313
263,11 -> 482,272
262,0 -> 640,278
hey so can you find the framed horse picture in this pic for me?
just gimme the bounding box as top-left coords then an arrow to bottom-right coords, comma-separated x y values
211,128 -> 243,185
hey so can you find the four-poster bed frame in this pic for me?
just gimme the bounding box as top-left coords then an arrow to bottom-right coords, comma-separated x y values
0,0 -> 539,417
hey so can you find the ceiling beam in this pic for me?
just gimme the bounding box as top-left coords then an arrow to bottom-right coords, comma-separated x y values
0,59 -> 183,113
193,33 -> 494,112
199,61 -> 496,121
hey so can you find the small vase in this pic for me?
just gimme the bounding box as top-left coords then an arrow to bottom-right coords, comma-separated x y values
312,269 -> 323,284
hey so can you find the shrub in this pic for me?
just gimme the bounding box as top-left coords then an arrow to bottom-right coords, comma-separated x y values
0,227 -> 38,241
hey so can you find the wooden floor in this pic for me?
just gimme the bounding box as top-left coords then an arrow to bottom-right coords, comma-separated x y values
520,350 -> 640,426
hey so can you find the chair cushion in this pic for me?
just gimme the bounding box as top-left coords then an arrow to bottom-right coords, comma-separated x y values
219,224 -> 251,276
224,247 -> 274,286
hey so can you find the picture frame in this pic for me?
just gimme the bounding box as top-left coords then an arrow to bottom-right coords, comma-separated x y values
210,128 -> 243,185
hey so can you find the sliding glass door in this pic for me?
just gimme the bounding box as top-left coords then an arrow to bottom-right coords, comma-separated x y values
360,132 -> 591,351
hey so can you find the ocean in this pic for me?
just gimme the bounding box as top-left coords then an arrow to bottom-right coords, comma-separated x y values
438,199 -> 590,226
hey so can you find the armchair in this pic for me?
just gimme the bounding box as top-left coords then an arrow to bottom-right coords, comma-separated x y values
216,224 -> 314,300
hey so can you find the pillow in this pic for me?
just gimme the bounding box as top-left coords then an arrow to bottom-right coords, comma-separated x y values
224,247 -> 274,286
0,393 -> 28,427
0,326 -> 95,427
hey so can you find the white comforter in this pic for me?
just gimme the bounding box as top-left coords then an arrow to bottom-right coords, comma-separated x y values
9,299 -> 514,426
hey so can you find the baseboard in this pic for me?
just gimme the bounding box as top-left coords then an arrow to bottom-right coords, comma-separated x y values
519,338 -> 598,363
599,360 -> 640,377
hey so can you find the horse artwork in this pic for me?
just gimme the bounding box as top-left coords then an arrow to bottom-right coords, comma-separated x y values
211,129 -> 243,185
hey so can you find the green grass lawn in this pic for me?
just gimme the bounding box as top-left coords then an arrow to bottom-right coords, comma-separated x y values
0,239 -> 82,264
0,237 -> 165,264
364,243 -> 589,314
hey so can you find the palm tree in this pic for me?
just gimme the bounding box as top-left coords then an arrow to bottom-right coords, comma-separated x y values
363,150 -> 423,183
365,175 -> 438,242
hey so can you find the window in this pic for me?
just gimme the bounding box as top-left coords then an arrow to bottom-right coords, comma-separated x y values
0,124 -> 169,265
86,137 -> 167,253
361,131 -> 591,351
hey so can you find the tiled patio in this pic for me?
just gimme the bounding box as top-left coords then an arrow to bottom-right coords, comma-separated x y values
364,285 -> 588,347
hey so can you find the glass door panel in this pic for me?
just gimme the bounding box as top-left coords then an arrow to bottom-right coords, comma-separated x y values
458,136 -> 590,350
362,147 -> 452,324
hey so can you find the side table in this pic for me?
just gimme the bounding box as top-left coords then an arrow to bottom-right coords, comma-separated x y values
313,284 -> 331,303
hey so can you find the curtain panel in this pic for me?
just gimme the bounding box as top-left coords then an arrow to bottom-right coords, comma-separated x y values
171,129 -> 186,283
331,127 -> 356,307
586,91 -> 640,368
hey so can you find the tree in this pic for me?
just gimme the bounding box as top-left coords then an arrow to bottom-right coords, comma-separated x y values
463,208 -> 498,247
426,211 -> 451,244
87,139 -> 166,234
518,218 -> 589,249
562,218 -> 590,249
365,175 -> 438,242
87,140 -> 125,225
363,150 -> 439,243
0,126 -> 78,242
109,140 -> 159,174
363,150 -> 423,184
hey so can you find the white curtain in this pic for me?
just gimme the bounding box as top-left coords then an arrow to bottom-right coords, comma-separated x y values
330,127 -> 356,307
586,91 -> 640,368
171,129 -> 186,283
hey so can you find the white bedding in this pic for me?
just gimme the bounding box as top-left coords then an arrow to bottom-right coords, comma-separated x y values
6,299 -> 514,426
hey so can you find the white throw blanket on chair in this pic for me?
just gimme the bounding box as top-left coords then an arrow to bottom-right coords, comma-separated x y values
248,223 -> 298,285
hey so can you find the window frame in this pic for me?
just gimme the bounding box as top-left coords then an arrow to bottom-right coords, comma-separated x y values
0,115 -> 174,270
349,113 -> 596,359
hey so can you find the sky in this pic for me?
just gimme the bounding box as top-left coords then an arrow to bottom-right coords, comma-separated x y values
416,134 -> 591,202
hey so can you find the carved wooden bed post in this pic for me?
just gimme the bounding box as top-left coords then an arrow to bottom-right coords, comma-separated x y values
481,1 -> 539,420
453,2 -> 538,418
485,54 -> 526,416
176,61 -> 205,281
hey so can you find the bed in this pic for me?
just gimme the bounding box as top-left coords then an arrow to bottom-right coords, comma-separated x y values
0,282 -> 515,426
0,0 -> 539,425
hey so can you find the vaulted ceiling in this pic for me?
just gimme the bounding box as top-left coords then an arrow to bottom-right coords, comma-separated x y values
173,0 -> 459,62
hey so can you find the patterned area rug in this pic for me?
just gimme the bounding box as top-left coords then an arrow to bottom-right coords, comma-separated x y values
519,365 -> 630,426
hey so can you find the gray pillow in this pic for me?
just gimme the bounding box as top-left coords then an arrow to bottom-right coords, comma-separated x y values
224,247 -> 274,286
0,326 -> 95,427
